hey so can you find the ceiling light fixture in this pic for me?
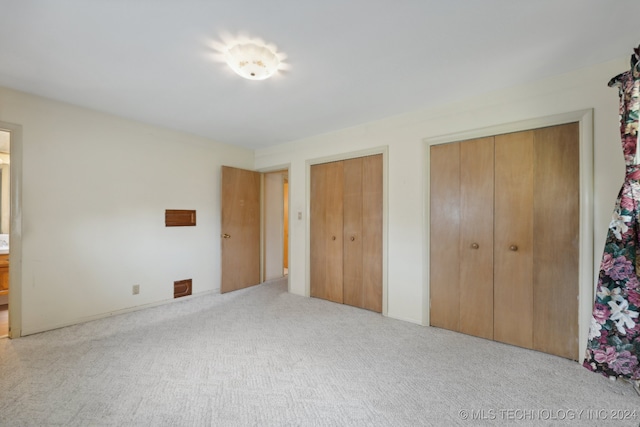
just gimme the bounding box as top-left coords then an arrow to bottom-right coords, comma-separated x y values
224,42 -> 281,80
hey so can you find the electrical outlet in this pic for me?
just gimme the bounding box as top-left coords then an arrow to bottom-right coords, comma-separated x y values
132,284 -> 140,295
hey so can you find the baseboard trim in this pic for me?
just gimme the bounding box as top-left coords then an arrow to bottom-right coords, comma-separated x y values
20,288 -> 219,337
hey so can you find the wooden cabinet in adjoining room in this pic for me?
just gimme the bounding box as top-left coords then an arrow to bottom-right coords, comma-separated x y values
429,122 -> 579,360
311,154 -> 382,312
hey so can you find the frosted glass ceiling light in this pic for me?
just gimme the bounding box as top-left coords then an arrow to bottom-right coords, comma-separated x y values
224,42 -> 281,80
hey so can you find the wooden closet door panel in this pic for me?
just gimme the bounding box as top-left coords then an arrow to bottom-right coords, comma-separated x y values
310,162 -> 344,303
310,163 -> 327,300
343,157 -> 364,308
459,137 -> 494,339
533,123 -> 579,360
429,143 -> 461,330
494,131 -> 534,348
362,154 -> 383,312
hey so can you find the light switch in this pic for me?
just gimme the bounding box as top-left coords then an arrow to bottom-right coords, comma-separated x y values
298,211 -> 302,220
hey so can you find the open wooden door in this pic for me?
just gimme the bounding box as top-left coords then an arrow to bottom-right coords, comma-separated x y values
221,166 -> 261,293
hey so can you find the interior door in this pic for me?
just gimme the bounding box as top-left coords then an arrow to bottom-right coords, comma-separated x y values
361,154 -> 383,312
533,123 -> 579,360
494,131 -> 534,348
342,157 -> 364,308
310,161 -> 344,303
221,166 -> 261,293
430,142 -> 461,331
459,137 -> 494,340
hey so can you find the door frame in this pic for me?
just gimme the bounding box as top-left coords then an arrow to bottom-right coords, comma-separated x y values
305,146 -> 389,315
423,109 -> 594,360
0,120 -> 23,339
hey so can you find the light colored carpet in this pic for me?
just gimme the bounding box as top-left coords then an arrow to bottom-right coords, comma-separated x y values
0,278 -> 638,426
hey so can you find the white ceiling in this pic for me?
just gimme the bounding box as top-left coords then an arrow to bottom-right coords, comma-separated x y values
1,1 -> 639,150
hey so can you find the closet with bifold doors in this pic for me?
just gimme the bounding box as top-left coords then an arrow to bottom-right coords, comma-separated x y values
429,122 -> 579,360
310,154 -> 383,312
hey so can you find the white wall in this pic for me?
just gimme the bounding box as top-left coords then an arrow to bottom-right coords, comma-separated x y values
0,86 -> 254,335
255,57 -> 627,338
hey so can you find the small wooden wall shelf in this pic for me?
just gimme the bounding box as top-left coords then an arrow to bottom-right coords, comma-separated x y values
165,210 -> 196,227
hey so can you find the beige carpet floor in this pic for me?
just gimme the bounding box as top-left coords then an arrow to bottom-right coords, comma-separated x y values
0,278 -> 638,426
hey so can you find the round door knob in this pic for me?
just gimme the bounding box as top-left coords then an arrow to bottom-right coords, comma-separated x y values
509,245 -> 518,251
471,243 -> 479,249
222,233 -> 231,239
350,236 -> 355,241
332,236 -> 336,241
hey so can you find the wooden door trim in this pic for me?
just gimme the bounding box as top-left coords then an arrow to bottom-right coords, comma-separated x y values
305,146 -> 389,315
423,109 -> 594,361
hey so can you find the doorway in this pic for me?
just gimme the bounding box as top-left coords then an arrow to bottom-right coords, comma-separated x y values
220,166 -> 290,293
0,129 -> 10,338
263,170 -> 289,281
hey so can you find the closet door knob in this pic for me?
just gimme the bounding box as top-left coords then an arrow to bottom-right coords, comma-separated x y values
222,233 -> 231,239
350,236 -> 356,241
332,236 -> 336,241
509,245 -> 518,251
470,243 -> 479,249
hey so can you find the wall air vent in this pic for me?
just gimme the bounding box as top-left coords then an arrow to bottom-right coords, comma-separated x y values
174,279 -> 192,298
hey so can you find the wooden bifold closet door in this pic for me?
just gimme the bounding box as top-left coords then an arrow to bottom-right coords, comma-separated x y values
311,154 -> 382,312
429,123 -> 579,360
